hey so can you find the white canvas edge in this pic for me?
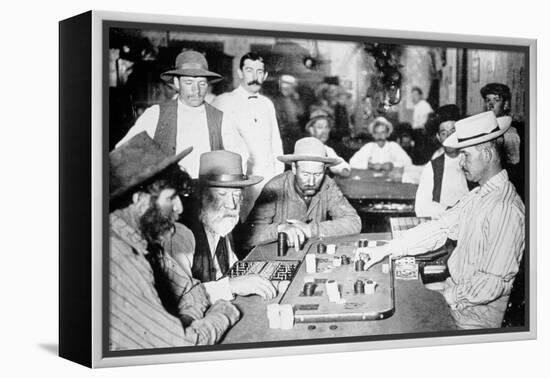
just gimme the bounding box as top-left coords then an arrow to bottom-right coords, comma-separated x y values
89,9 -> 537,368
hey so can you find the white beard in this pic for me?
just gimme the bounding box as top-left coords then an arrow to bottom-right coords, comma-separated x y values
201,208 -> 239,237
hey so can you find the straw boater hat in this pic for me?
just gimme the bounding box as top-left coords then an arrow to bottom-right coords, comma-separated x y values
198,150 -> 262,188
443,111 -> 512,149
367,116 -> 394,136
160,50 -> 223,83
110,132 -> 193,200
277,137 -> 342,166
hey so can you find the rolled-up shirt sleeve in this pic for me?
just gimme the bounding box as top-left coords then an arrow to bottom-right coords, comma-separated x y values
115,105 -> 160,148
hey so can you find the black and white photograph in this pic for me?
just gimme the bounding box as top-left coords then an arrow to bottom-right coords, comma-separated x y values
102,14 -> 532,361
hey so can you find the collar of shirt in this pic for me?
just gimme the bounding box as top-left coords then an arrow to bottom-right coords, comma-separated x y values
236,85 -> 260,100
478,169 -> 509,198
203,221 -> 222,256
111,208 -> 148,255
177,98 -> 206,113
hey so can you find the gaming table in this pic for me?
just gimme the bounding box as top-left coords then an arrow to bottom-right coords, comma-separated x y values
221,233 -> 456,344
334,168 -> 418,201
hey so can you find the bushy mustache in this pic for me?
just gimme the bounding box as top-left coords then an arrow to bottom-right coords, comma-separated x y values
247,80 -> 261,86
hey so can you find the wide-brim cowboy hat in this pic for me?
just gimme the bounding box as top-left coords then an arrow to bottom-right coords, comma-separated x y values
277,137 -> 342,166
160,50 -> 223,83
110,132 -> 193,200
367,116 -> 394,136
443,111 -> 512,149
198,150 -> 262,188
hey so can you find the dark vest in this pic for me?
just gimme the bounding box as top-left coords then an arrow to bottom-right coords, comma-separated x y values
432,153 -> 477,203
153,99 -> 224,155
431,154 -> 445,203
189,221 -> 230,283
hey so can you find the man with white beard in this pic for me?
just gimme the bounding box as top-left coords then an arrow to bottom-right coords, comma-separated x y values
169,150 -> 277,300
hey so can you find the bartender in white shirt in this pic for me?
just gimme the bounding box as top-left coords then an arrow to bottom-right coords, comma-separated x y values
415,104 -> 469,219
213,52 -> 284,220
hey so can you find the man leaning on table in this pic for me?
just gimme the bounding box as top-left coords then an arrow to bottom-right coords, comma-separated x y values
363,111 -> 525,329
244,137 -> 361,250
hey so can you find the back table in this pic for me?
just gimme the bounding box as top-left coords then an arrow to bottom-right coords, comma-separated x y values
221,233 -> 456,344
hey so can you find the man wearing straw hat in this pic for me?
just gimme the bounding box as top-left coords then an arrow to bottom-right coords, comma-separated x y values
116,50 -> 247,178
109,132 -> 239,350
363,111 -> 525,329
349,116 -> 412,171
245,137 -> 361,250
169,150 -> 277,300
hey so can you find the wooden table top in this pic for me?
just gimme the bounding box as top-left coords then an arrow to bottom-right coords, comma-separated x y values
221,233 -> 456,345
334,169 -> 418,201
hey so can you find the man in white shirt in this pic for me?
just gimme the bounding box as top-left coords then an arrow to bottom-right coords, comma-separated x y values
411,86 -> 433,130
349,117 -> 412,170
116,50 -> 247,178
213,52 -> 284,220
168,150 -> 277,301
305,109 -> 351,177
415,105 -> 469,219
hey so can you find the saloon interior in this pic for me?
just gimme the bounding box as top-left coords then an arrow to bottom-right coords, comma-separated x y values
108,27 -> 528,327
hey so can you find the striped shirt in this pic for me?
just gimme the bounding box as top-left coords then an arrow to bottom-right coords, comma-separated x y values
109,208 -> 239,351
389,170 -> 525,329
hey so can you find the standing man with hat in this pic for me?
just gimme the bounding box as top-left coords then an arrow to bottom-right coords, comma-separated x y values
363,111 -> 525,329
169,150 -> 277,300
245,137 -> 361,250
116,50 -> 247,178
415,104 -> 469,219
480,82 -> 523,199
109,132 -> 239,350
213,52 -> 284,221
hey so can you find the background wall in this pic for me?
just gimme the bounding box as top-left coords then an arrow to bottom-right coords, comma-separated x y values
2,0 -> 546,377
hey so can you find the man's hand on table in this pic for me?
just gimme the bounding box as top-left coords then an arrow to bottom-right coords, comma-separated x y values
362,245 -> 393,271
229,274 -> 277,300
277,220 -> 312,252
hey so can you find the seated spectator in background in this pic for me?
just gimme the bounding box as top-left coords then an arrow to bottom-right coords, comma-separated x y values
395,122 -> 416,160
170,151 -> 277,300
305,109 -> 351,177
245,137 -> 361,250
349,117 -> 412,171
109,133 -> 239,350
415,105 -> 469,219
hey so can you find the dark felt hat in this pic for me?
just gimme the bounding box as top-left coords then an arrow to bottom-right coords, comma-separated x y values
426,104 -> 460,135
480,83 -> 511,99
160,50 -> 223,83
198,150 -> 262,188
110,132 -> 193,200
